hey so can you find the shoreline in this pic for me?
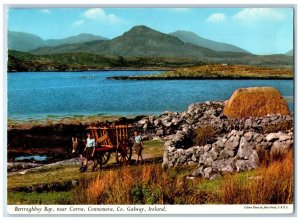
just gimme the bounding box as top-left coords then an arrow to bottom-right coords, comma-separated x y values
108,76 -> 294,80
8,67 -> 173,73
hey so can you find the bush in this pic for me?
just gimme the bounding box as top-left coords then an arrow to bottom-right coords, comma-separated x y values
220,150 -> 293,204
261,121 -> 293,133
193,126 -> 216,146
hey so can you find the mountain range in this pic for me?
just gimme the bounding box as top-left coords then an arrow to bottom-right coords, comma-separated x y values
9,26 -> 250,55
8,25 -> 293,71
286,49 -> 293,56
170,31 -> 249,53
29,26 -> 253,60
8,31 -> 108,52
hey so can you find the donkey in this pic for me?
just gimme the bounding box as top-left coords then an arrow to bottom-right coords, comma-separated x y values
71,137 -> 85,170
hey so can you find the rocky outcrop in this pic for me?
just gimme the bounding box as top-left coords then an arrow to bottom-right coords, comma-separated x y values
162,129 -> 293,179
134,100 -> 293,180
223,87 -> 290,118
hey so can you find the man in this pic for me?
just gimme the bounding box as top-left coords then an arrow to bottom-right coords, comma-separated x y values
81,132 -> 96,172
133,130 -> 144,164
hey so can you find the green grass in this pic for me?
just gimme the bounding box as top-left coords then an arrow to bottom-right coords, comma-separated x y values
8,164 -> 98,189
8,191 -> 75,205
142,139 -> 164,158
7,139 -> 164,190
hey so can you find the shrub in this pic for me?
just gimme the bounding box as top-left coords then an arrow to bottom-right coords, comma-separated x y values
220,150 -> 293,204
261,121 -> 293,133
194,126 -> 216,146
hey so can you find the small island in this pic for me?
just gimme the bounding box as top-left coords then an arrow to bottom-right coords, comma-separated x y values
108,64 -> 293,80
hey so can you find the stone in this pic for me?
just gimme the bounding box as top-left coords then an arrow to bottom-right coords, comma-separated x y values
204,144 -> 212,152
199,152 -> 214,166
224,136 -> 240,150
235,160 -> 255,172
191,166 -> 204,177
270,140 -> 292,158
154,118 -> 161,126
138,118 -> 149,125
248,151 -> 259,168
156,129 -> 164,136
215,138 -> 226,148
209,173 -> 221,180
266,133 -> 280,142
236,137 -> 253,160
203,167 -> 213,179
244,119 -> 252,128
212,159 -> 234,173
219,149 -> 235,158
278,134 -> 292,142
244,131 -> 253,141
223,87 -> 290,118
191,154 -> 197,162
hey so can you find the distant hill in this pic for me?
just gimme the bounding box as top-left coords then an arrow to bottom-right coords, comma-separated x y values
170,30 -> 249,53
8,31 -> 46,52
286,49 -> 293,56
31,25 -> 250,59
45,33 -> 108,47
9,26 -> 293,71
8,31 -> 108,52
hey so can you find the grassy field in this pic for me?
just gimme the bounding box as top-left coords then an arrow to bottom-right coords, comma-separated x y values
109,64 -> 293,80
7,140 -> 293,205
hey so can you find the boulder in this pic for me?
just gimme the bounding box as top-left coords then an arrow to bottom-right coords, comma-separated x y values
270,140 -> 292,158
223,87 -> 290,118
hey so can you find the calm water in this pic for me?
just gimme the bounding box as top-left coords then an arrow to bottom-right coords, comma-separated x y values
15,155 -> 48,161
8,71 -> 294,120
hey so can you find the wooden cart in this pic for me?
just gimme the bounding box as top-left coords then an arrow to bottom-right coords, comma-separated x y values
86,125 -> 134,168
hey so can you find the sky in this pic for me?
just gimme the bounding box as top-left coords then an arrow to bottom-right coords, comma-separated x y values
7,7 -> 294,55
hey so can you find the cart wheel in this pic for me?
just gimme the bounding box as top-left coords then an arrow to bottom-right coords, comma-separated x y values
116,143 -> 132,164
95,151 -> 111,167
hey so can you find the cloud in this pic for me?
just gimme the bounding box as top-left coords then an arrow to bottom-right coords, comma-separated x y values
72,19 -> 85,26
233,8 -> 285,24
39,9 -> 51,14
206,13 -> 227,23
83,8 -> 121,24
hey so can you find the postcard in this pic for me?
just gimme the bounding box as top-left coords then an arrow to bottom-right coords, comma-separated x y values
4,4 -> 295,216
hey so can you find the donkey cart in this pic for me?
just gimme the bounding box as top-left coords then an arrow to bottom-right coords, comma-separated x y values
86,125 -> 134,169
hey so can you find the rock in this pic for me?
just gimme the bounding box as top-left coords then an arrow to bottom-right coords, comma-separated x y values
199,152 -> 214,167
224,136 -> 240,150
156,129 -> 164,136
278,134 -> 292,142
204,144 -> 212,152
270,140 -> 292,158
266,132 -> 291,142
203,167 -> 221,180
191,154 -> 197,162
219,149 -> 235,158
212,159 -> 234,173
244,131 -> 253,141
209,173 -> 222,180
248,151 -> 259,168
236,137 -> 253,160
215,138 -> 226,148
154,118 -> 161,126
143,123 -> 148,131
223,87 -> 290,118
138,118 -> 149,125
203,167 -> 213,179
235,160 -> 256,172
191,166 -> 203,177
266,133 -> 280,142
244,119 -> 252,128
171,118 -> 181,126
